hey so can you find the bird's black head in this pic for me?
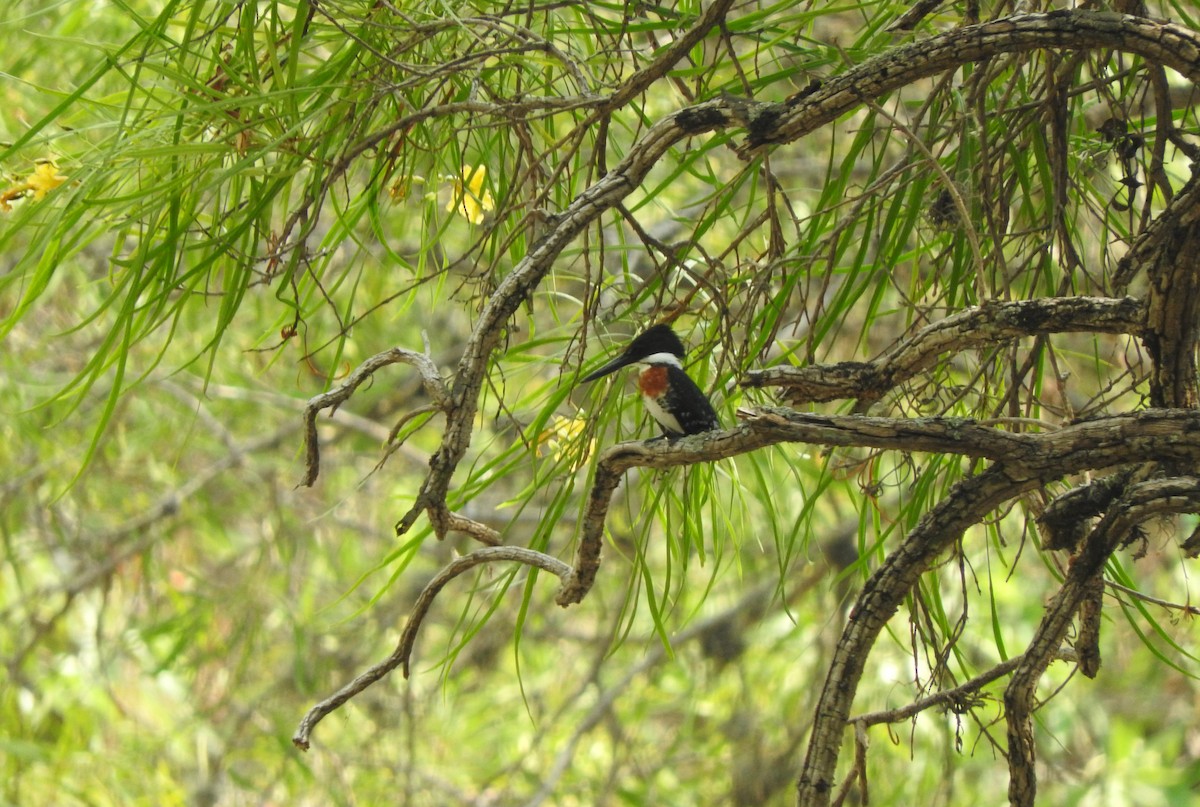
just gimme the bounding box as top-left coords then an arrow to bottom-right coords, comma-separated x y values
580,324 -> 687,383
622,324 -> 686,361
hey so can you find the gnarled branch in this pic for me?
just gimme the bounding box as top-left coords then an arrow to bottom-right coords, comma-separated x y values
1005,477 -> 1200,806
742,296 -> 1146,406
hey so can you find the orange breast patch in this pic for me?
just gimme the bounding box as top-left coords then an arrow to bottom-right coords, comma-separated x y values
637,365 -> 669,397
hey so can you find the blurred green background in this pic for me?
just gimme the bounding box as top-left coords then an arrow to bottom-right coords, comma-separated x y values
3,1 -> 1200,804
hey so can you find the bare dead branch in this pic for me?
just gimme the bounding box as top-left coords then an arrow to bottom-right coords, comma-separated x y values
299,344 -> 449,488
742,296 -> 1146,405
740,12 -> 1200,155
293,545 -> 571,751
1005,477 -> 1200,806
397,546 -> 572,677
559,408 -> 1200,607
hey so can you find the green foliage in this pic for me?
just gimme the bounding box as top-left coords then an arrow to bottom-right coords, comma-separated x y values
4,1 -> 1200,805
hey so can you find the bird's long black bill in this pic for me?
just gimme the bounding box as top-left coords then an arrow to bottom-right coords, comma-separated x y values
580,354 -> 634,383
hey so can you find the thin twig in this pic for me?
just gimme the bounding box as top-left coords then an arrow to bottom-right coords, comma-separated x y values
293,545 -> 571,750
299,343 -> 448,488
1105,580 -> 1200,616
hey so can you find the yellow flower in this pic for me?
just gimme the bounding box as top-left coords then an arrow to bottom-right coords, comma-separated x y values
1,161 -> 68,211
445,164 -> 494,224
27,162 -> 67,200
539,414 -> 589,462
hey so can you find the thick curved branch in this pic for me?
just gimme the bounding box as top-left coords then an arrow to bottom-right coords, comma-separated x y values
741,296 -> 1146,405
293,545 -> 571,751
739,11 -> 1200,155
300,343 -> 449,487
558,408 -> 1200,607
797,465 -> 1039,805
1005,477 -> 1200,807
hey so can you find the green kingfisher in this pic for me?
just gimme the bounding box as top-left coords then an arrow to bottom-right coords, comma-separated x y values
580,324 -> 720,437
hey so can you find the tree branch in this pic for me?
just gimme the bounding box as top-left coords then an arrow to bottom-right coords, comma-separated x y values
1113,172 -> 1200,292
1005,477 -> 1200,806
298,8 -> 1200,789
739,11 -> 1200,155
293,545 -> 572,751
394,0 -> 738,540
797,465 -> 1042,805
1138,175 -> 1200,409
795,461 -> 1200,804
741,296 -> 1146,405
398,10 -> 1200,545
850,650 -> 1076,729
559,408 -> 1200,607
300,342 -> 449,488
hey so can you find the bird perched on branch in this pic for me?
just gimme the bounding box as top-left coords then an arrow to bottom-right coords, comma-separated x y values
580,324 -> 720,437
